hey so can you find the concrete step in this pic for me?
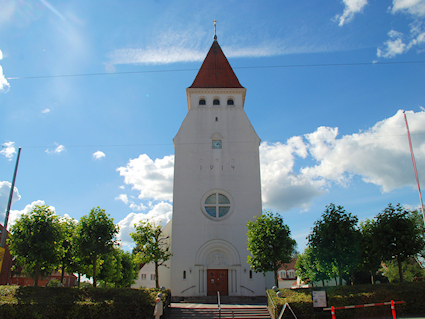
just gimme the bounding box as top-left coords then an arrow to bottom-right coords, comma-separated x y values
168,306 -> 271,319
172,295 -> 267,304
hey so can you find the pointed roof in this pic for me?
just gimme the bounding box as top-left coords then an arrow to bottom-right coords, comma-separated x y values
189,40 -> 244,89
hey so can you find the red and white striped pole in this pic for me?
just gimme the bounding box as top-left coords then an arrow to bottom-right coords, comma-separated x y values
403,110 -> 425,225
391,300 -> 396,319
331,306 -> 336,319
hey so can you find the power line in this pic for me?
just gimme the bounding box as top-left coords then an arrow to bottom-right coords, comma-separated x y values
6,60 -> 425,81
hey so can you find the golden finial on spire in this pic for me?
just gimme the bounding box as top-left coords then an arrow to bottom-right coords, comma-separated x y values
213,19 -> 217,40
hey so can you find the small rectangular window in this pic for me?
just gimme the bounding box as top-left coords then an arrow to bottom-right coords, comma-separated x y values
183,271 -> 186,280
150,274 -> 156,281
141,274 -> 146,280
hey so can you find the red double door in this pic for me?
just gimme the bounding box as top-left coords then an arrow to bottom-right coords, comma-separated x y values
207,269 -> 228,296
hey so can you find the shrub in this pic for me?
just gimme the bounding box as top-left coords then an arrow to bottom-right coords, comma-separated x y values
0,286 -> 171,319
268,282 -> 425,319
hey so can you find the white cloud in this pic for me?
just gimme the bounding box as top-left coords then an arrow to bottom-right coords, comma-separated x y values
334,0 -> 368,26
261,110 -> 425,211
392,0 -> 425,17
260,137 -> 327,212
1,141 -> 16,160
0,50 -> 10,92
92,150 -> 105,160
115,194 -> 129,205
116,202 -> 172,247
301,110 -> 425,193
45,143 -> 65,154
377,26 -> 425,57
116,111 -> 425,213
0,181 -> 21,223
0,65 -> 10,93
116,154 -> 174,202
378,1 -> 425,58
6,200 -> 56,230
41,108 -> 51,114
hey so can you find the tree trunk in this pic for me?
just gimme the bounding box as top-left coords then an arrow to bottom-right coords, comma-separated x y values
60,262 -> 65,284
397,258 -> 404,283
78,273 -> 81,288
34,263 -> 40,287
155,262 -> 159,289
93,255 -> 97,287
338,265 -> 342,286
274,268 -> 278,287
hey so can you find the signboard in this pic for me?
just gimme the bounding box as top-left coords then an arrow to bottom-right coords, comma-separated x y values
0,247 -> 5,273
312,290 -> 327,308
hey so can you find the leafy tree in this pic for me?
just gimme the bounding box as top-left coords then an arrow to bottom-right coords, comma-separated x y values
57,216 -> 78,284
77,207 -> 119,287
307,204 -> 360,286
8,205 -> 63,286
357,219 -> 382,284
117,250 -> 139,287
130,220 -> 171,289
372,203 -> 424,282
97,246 -> 123,287
381,258 -> 425,282
296,247 -> 330,287
246,210 -> 297,286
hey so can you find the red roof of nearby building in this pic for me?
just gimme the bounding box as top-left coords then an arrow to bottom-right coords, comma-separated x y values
189,40 -> 243,89
278,258 -> 297,271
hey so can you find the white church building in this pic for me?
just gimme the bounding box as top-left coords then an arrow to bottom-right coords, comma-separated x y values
133,34 -> 273,297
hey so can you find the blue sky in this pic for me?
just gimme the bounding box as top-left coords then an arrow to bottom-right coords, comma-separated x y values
1,0 -> 425,251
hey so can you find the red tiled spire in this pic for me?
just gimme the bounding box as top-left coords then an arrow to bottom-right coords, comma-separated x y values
189,40 -> 243,89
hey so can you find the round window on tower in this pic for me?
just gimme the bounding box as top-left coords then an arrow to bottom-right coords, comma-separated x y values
201,189 -> 234,221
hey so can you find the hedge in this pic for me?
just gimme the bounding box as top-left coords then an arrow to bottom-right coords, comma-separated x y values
0,286 -> 170,319
268,282 -> 425,319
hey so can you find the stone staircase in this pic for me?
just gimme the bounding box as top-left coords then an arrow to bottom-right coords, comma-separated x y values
168,304 -> 271,319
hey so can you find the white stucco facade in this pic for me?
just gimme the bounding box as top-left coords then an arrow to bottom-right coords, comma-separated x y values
134,39 -> 273,296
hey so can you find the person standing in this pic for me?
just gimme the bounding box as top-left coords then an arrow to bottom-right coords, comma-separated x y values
153,297 -> 163,319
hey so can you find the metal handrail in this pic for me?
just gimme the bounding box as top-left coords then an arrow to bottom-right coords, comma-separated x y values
180,285 -> 196,294
217,291 -> 221,319
240,285 -> 255,294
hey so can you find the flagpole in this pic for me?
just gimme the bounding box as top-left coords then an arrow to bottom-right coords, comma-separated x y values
403,111 -> 425,224
0,147 -> 21,248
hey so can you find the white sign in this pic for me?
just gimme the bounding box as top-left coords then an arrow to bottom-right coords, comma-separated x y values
312,291 -> 327,308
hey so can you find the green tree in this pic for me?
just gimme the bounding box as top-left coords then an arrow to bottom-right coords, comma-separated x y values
115,249 -> 138,287
357,218 -> 382,284
77,207 -> 119,288
130,220 -> 171,289
296,247 -> 330,287
372,203 -> 424,282
307,204 -> 360,286
58,216 -> 78,284
246,210 -> 296,286
8,205 -> 63,286
97,246 -> 123,287
381,258 -> 425,282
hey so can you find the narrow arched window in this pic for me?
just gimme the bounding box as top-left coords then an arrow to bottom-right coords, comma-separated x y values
213,99 -> 220,105
183,271 -> 186,279
199,99 -> 206,105
249,270 -> 253,279
227,99 -> 234,105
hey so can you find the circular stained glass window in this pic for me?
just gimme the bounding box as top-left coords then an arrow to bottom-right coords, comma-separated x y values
202,191 -> 233,220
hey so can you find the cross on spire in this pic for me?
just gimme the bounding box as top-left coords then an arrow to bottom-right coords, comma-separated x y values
213,19 -> 217,40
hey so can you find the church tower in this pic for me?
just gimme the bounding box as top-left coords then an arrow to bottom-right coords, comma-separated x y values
168,31 -> 269,297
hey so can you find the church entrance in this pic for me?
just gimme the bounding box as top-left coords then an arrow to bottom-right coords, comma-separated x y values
207,269 -> 228,296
